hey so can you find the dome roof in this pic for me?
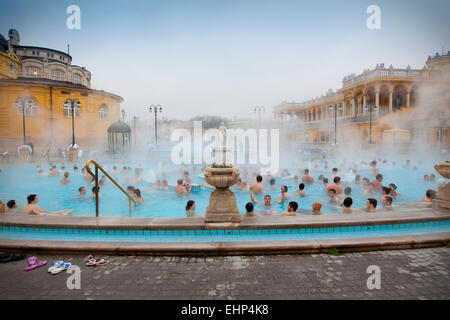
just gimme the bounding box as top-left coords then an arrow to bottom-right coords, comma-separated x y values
0,33 -> 8,52
107,121 -> 131,133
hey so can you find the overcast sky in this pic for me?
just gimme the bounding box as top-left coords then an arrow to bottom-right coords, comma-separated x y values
1,0 -> 449,121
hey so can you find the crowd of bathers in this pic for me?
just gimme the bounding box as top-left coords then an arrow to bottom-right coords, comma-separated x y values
0,158 -> 442,217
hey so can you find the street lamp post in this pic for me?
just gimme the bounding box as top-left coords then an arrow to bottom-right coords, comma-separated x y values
21,98 -> 26,145
254,106 -> 265,127
71,99 -> 76,146
365,101 -> 377,144
329,103 -> 343,145
149,105 -> 162,145
133,116 -> 137,145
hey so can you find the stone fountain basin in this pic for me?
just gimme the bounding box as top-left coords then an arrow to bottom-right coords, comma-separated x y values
204,167 -> 240,188
435,161 -> 450,179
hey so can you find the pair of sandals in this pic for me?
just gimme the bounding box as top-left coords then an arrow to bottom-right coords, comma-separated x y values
0,252 -> 26,263
24,256 -> 47,271
84,255 -> 109,267
48,260 -> 72,275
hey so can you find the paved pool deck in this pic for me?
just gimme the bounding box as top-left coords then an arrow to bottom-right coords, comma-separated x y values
0,247 -> 449,300
1,209 -> 449,255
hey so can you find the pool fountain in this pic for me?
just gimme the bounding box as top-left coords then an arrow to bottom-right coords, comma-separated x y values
204,165 -> 241,225
433,161 -> 450,212
204,123 -> 241,225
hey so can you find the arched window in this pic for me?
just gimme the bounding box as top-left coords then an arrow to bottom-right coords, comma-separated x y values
98,104 -> 108,120
51,69 -> 65,81
72,73 -> 82,84
63,99 -> 81,117
15,97 -> 39,116
25,66 -> 41,78
9,62 -> 16,74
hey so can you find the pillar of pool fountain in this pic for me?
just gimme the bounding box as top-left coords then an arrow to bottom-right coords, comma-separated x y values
204,151 -> 241,227
432,161 -> 450,212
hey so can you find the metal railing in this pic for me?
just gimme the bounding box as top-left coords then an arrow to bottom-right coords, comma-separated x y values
85,159 -> 137,217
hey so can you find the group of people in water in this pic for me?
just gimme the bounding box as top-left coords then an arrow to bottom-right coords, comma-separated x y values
0,158 -> 441,217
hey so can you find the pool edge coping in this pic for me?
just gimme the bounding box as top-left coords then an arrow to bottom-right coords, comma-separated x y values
1,232 -> 449,256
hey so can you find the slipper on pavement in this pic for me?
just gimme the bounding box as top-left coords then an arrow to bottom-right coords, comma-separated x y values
51,262 -> 71,275
48,261 -> 64,273
25,259 -> 47,271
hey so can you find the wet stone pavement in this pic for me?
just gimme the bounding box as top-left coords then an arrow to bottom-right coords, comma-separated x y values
0,247 -> 449,300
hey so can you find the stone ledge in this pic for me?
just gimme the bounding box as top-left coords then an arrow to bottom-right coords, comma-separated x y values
1,233 -> 449,256
0,209 -> 448,230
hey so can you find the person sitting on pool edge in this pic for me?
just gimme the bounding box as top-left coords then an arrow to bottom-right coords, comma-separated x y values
312,201 -> 322,215
281,201 -> 298,216
365,198 -> 377,213
185,200 -> 200,217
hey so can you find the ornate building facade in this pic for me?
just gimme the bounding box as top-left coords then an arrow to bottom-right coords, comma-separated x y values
0,29 -> 123,155
274,53 -> 450,151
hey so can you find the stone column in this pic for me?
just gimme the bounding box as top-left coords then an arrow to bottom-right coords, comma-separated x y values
342,101 -> 346,118
352,96 -> 356,117
406,91 -> 411,108
363,94 -> 367,115
375,90 -> 380,118
389,91 -> 393,113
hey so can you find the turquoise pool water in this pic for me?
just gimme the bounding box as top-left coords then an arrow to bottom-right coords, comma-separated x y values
1,220 -> 449,242
0,158 -> 443,218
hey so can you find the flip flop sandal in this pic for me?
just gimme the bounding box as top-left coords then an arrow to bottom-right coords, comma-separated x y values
25,259 -> 47,271
86,258 -> 101,266
48,261 -> 64,273
27,256 -> 37,266
84,255 -> 95,262
51,262 -> 71,275
0,253 -> 25,263
0,253 -> 10,259
94,259 -> 109,267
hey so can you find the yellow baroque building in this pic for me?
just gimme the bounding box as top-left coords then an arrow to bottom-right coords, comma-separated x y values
0,30 -> 123,156
274,53 -> 450,151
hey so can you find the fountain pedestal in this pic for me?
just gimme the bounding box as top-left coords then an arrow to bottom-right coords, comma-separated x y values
203,166 -> 241,225
432,161 -> 450,212
67,147 -> 79,162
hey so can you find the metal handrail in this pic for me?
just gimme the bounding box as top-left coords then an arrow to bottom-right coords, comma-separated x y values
85,159 -> 137,217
